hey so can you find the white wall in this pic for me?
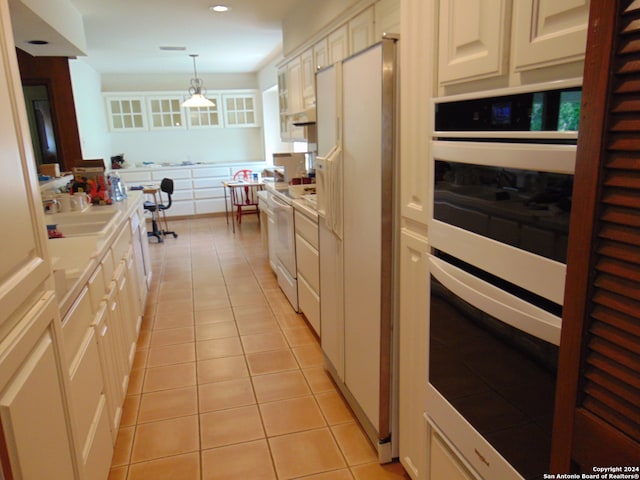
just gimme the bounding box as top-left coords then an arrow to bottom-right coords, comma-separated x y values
257,52 -> 282,92
101,72 -> 258,92
109,127 -> 265,165
69,57 -> 111,162
281,0 -> 369,55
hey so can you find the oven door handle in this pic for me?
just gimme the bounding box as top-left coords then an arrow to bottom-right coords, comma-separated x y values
429,254 -> 561,345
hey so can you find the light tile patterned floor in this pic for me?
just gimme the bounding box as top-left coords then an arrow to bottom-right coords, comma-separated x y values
108,216 -> 410,480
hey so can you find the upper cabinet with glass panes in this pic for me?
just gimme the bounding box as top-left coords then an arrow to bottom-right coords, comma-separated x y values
222,92 -> 260,127
104,90 -> 259,131
185,93 -> 222,128
106,96 -> 147,130
146,96 -> 186,129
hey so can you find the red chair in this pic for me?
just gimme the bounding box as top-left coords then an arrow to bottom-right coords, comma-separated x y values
230,170 -> 262,225
233,169 -> 252,181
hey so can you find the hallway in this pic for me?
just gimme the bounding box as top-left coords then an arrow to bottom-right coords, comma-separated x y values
108,216 -> 409,480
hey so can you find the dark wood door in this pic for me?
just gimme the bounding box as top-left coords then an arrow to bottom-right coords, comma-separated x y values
551,0 -> 640,471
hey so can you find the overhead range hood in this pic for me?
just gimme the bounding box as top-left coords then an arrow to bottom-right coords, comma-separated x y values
290,106 -> 316,126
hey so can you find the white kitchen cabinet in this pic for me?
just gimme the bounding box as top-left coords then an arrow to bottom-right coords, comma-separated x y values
0,1 -> 52,339
298,276 -> 320,334
120,163 -> 268,218
294,209 -> 320,335
92,300 -> 121,442
375,0 -> 400,38
105,277 -> 129,403
399,0 -> 431,229
287,57 -> 303,115
185,93 -> 222,128
151,168 -> 194,217
67,327 -> 112,479
0,4 -> 149,477
120,250 -> 141,365
313,38 -> 329,71
278,65 -> 290,140
114,260 -> 136,371
105,90 -> 260,131
319,220 -> 344,382
278,59 -> 306,141
222,92 -> 260,127
80,395 -> 112,480
60,286 -> 112,479
105,95 -> 147,131
437,0 -> 589,88
130,206 -> 151,301
62,287 -> 93,364
398,230 -> 429,480
437,0 -> 510,85
301,48 -> 316,108
191,167 -> 228,215
266,203 -> 278,273
146,95 -> 186,129
328,25 -> 349,65
512,0 -> 590,72
0,293 -> 76,480
348,7 -> 375,55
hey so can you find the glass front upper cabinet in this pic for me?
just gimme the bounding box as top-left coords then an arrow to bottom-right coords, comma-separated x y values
106,96 -> 147,131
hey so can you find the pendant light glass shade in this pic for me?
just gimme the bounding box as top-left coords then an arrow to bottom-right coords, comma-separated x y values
182,54 -> 216,108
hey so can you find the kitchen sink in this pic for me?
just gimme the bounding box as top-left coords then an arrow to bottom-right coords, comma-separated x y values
47,209 -> 122,237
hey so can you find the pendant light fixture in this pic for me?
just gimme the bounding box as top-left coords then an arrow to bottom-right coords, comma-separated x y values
182,54 -> 216,108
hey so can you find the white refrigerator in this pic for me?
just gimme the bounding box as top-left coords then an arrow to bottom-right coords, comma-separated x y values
316,37 -> 399,462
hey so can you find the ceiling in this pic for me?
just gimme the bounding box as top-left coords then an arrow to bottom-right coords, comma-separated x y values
11,0 -> 301,75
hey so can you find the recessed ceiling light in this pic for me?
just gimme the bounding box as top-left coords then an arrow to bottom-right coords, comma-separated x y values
159,46 -> 187,51
27,40 -> 49,45
210,5 -> 230,12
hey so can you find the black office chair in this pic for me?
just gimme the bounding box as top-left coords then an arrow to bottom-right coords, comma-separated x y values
144,178 -> 178,239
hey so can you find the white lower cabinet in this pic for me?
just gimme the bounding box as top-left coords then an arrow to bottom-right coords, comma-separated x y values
0,293 -> 76,480
119,162 -> 267,218
267,207 -> 278,273
68,328 -> 113,479
130,206 -> 151,305
58,199 -> 150,474
398,230 -> 429,480
106,276 -> 130,404
294,210 -> 320,335
93,300 -> 122,442
298,275 -> 320,334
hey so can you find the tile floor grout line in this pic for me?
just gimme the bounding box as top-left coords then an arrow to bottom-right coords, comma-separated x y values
111,218 -> 406,479
186,228 -> 204,480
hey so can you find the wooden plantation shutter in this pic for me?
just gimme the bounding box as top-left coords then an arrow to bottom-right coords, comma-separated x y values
551,0 -> 640,472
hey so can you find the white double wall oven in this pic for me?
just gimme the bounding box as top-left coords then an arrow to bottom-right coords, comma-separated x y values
426,80 -> 582,480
